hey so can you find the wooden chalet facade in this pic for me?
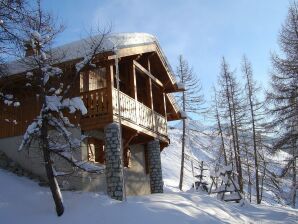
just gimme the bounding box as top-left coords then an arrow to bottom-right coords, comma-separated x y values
0,33 -> 184,197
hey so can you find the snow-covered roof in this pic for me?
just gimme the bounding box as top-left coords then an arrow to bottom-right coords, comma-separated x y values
5,32 -> 172,76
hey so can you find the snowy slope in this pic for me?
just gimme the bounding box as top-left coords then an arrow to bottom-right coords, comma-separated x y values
163,121 -> 295,206
162,123 -> 216,191
0,121 -> 297,223
0,169 -> 297,224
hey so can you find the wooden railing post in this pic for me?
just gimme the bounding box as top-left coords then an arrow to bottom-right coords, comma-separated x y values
131,61 -> 139,125
107,64 -> 114,121
148,78 -> 155,131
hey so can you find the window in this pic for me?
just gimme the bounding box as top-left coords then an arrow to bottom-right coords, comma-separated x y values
80,67 -> 107,92
87,138 -> 105,164
123,147 -> 131,168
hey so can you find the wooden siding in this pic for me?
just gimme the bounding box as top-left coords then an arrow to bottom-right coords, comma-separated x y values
0,96 -> 40,138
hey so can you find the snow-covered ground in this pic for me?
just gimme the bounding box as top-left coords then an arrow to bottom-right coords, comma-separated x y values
0,169 -> 297,224
0,123 -> 297,223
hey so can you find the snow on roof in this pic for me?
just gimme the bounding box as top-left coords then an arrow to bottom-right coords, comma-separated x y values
5,33 -> 157,75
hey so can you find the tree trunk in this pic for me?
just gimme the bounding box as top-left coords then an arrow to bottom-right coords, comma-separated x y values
41,118 -> 64,216
222,64 -> 241,191
244,144 -> 252,202
215,91 -> 227,165
245,66 -> 260,204
292,144 -> 297,208
230,87 -> 243,193
179,90 -> 186,190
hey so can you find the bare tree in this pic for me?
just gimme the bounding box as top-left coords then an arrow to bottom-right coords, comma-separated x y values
0,0 -> 110,216
217,57 -> 244,192
176,55 -> 204,190
267,1 -> 298,208
242,55 -> 263,204
212,86 -> 227,166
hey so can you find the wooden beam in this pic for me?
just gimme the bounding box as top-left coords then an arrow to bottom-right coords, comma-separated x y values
130,62 -> 137,100
133,60 -> 163,88
163,92 -> 167,123
107,65 -> 114,120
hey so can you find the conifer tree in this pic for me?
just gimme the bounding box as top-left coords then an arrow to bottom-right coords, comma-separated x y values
267,2 -> 298,208
176,55 -> 204,190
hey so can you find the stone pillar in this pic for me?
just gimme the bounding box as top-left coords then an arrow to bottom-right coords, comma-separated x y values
147,139 -> 163,193
104,123 -> 123,200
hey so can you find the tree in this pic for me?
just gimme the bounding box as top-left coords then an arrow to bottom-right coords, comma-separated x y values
212,86 -> 227,166
267,2 -> 298,208
176,55 -> 204,190
242,55 -> 264,204
217,57 -> 244,192
0,0 -> 109,216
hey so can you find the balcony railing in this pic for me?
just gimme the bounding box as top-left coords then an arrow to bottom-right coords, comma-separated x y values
81,88 -> 109,117
112,88 -> 167,136
80,88 -> 167,136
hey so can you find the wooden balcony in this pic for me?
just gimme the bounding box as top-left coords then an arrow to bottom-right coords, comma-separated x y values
80,88 -> 168,141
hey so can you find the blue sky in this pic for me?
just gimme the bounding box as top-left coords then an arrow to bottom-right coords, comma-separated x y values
44,0 -> 289,101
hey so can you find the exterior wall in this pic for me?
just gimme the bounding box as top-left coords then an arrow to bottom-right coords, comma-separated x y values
0,135 -> 47,179
0,126 -> 156,196
125,144 -> 151,196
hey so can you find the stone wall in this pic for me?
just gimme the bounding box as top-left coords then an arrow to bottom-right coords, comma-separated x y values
104,123 -> 123,200
147,139 -> 163,193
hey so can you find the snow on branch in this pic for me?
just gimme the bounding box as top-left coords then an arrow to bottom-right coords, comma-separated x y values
18,117 -> 42,151
45,95 -> 87,115
50,147 -> 105,174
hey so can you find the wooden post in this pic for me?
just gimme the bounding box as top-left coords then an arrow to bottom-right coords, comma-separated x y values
107,65 -> 114,121
148,78 -> 155,130
147,56 -> 151,73
131,61 -> 138,124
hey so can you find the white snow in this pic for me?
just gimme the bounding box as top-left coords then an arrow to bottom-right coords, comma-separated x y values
0,121 -> 297,223
176,82 -> 186,90
0,169 -> 296,224
31,30 -> 42,42
180,111 -> 187,119
13,101 -> 20,107
45,96 -> 87,115
62,97 -> 87,115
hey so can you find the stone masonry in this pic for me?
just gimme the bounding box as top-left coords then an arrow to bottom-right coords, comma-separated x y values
147,139 -> 163,193
104,123 -> 123,200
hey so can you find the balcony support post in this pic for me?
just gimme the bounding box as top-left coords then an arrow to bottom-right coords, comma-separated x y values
147,139 -> 163,193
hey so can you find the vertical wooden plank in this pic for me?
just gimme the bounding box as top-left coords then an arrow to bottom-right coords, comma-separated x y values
147,56 -> 151,73
131,61 -> 138,124
163,92 -> 167,135
106,64 -> 114,121
148,78 -> 155,130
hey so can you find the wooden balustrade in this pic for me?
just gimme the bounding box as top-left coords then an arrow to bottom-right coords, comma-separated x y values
81,88 -> 109,118
112,88 -> 137,123
112,88 -> 167,136
137,101 -> 153,129
154,111 -> 167,136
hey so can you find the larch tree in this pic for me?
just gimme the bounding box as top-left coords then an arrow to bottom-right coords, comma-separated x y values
212,86 -> 228,166
0,0 -> 110,216
176,55 -> 204,190
217,57 -> 244,192
242,55 -> 264,204
267,1 -> 298,208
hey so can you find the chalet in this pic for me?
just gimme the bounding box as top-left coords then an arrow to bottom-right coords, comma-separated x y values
0,33 -> 184,200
